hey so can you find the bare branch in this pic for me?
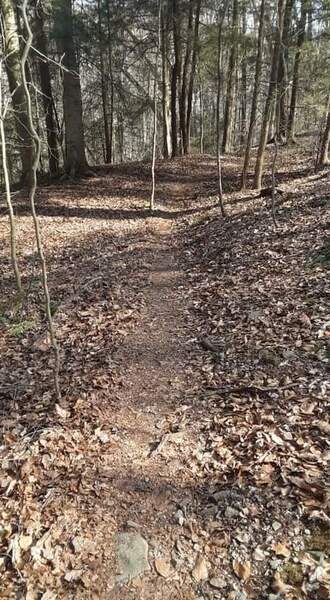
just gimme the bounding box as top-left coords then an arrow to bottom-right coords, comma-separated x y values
21,0 -> 61,401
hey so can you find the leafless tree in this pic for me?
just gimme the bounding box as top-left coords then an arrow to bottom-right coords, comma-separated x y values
21,0 -> 61,401
0,61 -> 22,294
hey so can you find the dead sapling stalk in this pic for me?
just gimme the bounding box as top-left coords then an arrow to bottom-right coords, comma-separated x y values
21,0 -> 61,401
270,136 -> 279,229
0,60 -> 23,295
150,0 -> 161,213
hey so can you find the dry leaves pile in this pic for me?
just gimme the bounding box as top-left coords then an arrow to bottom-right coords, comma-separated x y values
177,163 -> 330,597
0,149 -> 329,598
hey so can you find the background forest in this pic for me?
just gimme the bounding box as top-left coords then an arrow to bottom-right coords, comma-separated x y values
1,0 -> 330,187
0,1 -> 330,598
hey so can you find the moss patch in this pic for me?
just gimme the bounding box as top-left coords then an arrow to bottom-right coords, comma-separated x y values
280,560 -> 305,586
304,524 -> 330,556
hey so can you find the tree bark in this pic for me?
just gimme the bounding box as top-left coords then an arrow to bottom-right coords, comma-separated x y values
54,0 -> 87,175
240,3 -> 247,148
222,0 -> 238,153
277,0 -> 293,141
161,2 -> 172,158
180,0 -> 193,154
186,0 -> 202,153
171,0 -> 181,157
287,0 -> 307,142
254,0 -> 287,190
33,0 -> 59,176
150,0 -> 161,211
241,0 -> 266,189
106,0 -> 114,163
0,63 -> 22,293
97,0 -> 111,163
1,0 -> 33,183
216,0 -> 230,216
319,96 -> 330,167
199,81 -> 204,153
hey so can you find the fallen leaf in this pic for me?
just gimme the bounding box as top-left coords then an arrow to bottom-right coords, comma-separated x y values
95,428 -> 110,444
55,404 -> 70,419
192,554 -> 208,582
19,534 -> 33,551
270,432 -> 284,445
272,542 -> 291,558
155,558 -> 171,578
232,559 -> 251,581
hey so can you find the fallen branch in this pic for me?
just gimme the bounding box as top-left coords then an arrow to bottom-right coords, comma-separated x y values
205,382 -> 299,396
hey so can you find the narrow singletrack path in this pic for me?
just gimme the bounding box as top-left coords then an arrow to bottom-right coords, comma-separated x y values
96,218 -> 206,598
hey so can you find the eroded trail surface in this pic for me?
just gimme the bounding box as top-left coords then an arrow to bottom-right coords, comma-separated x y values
0,151 -> 329,599
99,223 -> 204,597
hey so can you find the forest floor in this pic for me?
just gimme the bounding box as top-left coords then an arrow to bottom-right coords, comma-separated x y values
0,142 -> 329,599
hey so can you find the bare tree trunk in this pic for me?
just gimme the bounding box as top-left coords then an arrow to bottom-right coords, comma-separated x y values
287,0 -> 307,142
254,0 -> 287,191
97,0 -> 111,163
241,0 -> 266,189
240,3 -> 247,148
319,95 -> 330,167
106,0 -> 114,163
21,0 -> 61,401
54,0 -> 87,175
199,80 -> 204,153
161,2 -> 172,158
216,0 -> 230,216
1,0 -> 33,183
271,136 -> 279,228
180,0 -> 193,154
33,0 -> 59,176
277,0 -> 293,141
0,63 -> 22,293
186,0 -> 202,153
171,0 -> 181,157
150,0 -> 161,212
222,0 -> 238,153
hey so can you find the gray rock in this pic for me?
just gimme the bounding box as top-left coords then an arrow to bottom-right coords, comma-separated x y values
209,577 -> 226,589
116,532 -> 150,583
225,506 -> 239,519
126,520 -> 141,530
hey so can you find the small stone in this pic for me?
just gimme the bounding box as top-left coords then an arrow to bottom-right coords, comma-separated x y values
209,577 -> 226,589
126,520 -> 141,530
225,506 -> 239,519
174,509 -> 185,526
253,546 -> 265,561
234,531 -> 250,544
272,521 -> 282,531
116,533 -> 150,583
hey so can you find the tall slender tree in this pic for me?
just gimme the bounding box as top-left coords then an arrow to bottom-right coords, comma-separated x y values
54,0 -> 87,175
161,1 -> 172,158
33,0 -> 59,175
222,0 -> 238,153
254,0 -> 287,190
97,0 -> 111,163
241,0 -> 266,189
287,0 -> 307,142
1,0 -> 33,182
318,95 -> 330,167
171,0 -> 181,156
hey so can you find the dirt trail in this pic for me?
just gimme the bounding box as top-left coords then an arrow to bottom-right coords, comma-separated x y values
96,217 -> 203,597
1,152 -> 328,599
